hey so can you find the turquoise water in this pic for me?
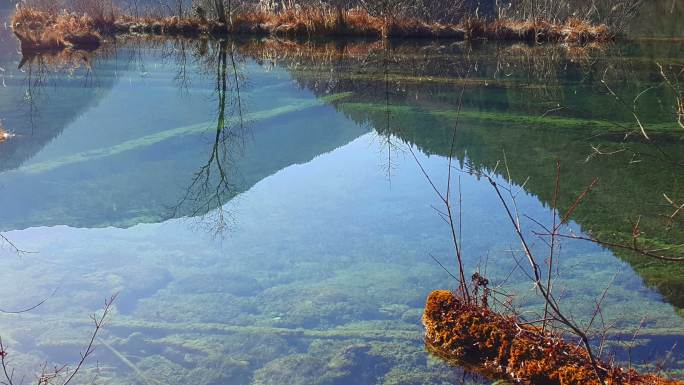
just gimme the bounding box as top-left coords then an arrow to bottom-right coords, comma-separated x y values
0,27 -> 683,385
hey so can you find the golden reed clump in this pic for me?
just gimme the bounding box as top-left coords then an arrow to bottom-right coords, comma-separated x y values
423,290 -> 683,385
12,8 -> 102,52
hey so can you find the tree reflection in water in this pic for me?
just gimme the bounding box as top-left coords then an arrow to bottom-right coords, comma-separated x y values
172,39 -> 248,236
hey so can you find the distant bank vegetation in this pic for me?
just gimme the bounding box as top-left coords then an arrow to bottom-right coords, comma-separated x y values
9,0 -> 645,52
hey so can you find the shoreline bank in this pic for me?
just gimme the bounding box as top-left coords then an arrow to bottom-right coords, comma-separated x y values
11,7 -> 612,53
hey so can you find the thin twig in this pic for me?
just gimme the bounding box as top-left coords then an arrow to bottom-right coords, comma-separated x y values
484,172 -> 607,385
543,159 -> 560,333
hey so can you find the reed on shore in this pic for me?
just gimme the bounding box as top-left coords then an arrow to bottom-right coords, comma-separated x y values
12,8 -> 103,51
11,5 -> 613,53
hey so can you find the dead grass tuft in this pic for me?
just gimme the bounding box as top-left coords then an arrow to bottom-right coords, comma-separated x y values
463,17 -> 612,43
264,8 -> 383,38
12,9 -> 102,52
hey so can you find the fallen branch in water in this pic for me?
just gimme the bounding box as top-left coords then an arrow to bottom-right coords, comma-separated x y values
423,290 -> 682,385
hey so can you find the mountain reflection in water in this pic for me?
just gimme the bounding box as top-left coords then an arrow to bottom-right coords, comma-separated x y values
0,31 -> 682,385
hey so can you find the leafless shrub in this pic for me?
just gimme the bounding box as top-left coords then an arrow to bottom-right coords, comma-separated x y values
0,294 -> 117,385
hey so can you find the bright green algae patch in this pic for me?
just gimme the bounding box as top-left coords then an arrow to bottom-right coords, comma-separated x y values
5,252 -> 683,385
337,102 -> 683,135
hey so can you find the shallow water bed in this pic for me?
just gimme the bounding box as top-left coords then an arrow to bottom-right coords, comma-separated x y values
0,28 -> 683,384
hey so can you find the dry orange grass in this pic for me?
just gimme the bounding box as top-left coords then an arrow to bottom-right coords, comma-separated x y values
562,18 -> 611,43
341,9 -> 384,36
480,17 -> 611,43
235,8 -> 467,39
235,11 -> 271,25
12,8 -> 102,51
10,4 -> 613,54
12,7 -> 52,25
264,8 -> 383,37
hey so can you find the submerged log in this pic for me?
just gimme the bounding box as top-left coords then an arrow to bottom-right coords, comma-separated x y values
422,290 -> 682,385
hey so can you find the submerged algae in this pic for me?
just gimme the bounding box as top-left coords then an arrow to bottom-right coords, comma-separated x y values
2,34 -> 683,385
15,250 -> 682,384
326,97 -> 684,314
252,39 -> 684,316
253,340 -> 488,385
252,348 -> 374,385
338,102 -> 683,135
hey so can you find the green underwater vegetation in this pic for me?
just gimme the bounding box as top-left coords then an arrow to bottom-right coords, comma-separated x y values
261,39 -> 684,318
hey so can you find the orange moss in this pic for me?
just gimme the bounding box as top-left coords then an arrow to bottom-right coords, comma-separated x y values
423,290 -> 682,385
